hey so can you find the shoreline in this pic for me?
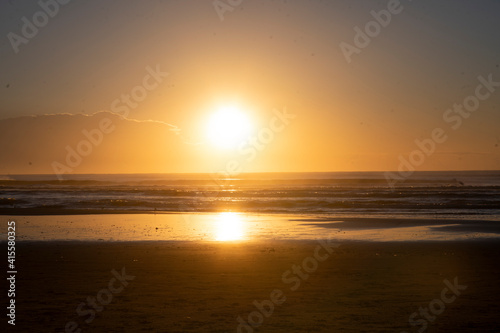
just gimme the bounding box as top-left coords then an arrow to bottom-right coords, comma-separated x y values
2,213 -> 500,243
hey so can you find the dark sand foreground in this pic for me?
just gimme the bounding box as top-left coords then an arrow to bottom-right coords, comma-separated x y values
7,240 -> 500,332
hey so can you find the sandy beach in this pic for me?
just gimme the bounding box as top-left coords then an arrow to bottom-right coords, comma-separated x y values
5,213 -> 500,242
5,213 -> 500,332
2,0 -> 499,331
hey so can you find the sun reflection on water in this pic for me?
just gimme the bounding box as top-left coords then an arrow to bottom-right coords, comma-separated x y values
214,212 -> 245,241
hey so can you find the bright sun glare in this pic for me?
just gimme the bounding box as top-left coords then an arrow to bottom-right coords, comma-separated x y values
206,106 -> 252,149
215,212 -> 245,241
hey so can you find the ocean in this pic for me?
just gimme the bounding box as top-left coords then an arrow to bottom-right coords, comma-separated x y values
1,171 -> 499,221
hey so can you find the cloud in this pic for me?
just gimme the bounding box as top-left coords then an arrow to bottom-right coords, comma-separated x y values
0,112 -> 200,174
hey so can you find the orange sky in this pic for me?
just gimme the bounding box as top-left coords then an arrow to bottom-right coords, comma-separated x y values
0,0 -> 499,174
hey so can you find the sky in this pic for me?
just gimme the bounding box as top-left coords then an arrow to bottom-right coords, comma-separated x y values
0,0 -> 499,174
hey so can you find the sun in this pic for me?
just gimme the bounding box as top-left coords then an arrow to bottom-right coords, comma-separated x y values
206,105 -> 252,149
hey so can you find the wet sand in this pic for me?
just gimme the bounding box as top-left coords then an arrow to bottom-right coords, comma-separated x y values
8,239 -> 500,332
4,213 -> 500,242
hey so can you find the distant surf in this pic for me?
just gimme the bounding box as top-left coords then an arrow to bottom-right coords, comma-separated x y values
1,171 -> 499,220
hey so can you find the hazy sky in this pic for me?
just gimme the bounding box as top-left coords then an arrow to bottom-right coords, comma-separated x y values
1,0 -> 499,173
